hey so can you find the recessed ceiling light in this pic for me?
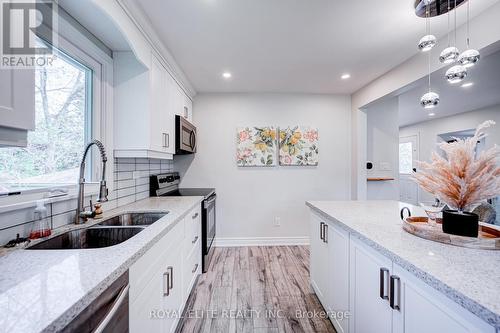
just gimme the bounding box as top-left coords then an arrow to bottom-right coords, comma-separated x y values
461,82 -> 474,88
222,72 -> 232,79
341,73 -> 351,80
428,112 -> 436,117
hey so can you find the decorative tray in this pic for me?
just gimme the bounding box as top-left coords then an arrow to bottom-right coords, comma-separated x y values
402,216 -> 500,250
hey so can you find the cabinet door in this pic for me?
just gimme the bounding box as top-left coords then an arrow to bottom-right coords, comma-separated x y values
392,264 -> 494,333
150,54 -> 167,153
350,238 -> 393,333
129,263 -> 165,333
327,223 -> 350,333
183,94 -> 193,121
162,245 -> 183,333
309,211 -> 329,304
0,67 -> 35,130
163,74 -> 176,154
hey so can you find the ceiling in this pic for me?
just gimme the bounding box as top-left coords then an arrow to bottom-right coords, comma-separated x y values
398,46 -> 500,127
131,0 -> 498,94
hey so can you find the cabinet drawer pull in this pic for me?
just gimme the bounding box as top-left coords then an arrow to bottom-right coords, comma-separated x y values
390,275 -> 401,311
162,133 -> 167,148
379,268 -> 389,300
166,133 -> 170,148
192,212 -> 199,219
167,266 -> 173,291
192,236 -> 199,244
322,224 -> 328,243
192,263 -> 199,273
163,271 -> 170,296
320,222 -> 324,240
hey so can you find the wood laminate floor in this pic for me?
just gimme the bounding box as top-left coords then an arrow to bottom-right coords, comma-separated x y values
177,246 -> 337,333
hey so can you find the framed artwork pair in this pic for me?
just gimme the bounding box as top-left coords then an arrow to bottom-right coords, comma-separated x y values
236,126 -> 319,167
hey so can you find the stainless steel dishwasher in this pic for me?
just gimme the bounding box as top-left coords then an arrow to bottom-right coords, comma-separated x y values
62,271 -> 129,333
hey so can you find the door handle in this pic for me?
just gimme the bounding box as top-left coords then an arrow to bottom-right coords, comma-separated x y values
322,224 -> 328,243
192,236 -> 199,244
192,263 -> 199,273
163,271 -> 170,296
379,268 -> 389,300
319,222 -> 324,241
390,275 -> 401,311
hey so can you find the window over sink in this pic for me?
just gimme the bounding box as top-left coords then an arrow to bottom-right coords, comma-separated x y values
0,38 -> 92,195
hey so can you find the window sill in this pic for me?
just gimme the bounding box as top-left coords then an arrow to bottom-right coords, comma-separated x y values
0,183 -> 100,214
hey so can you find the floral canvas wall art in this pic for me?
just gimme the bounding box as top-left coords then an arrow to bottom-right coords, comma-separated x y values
236,127 -> 277,167
279,126 -> 319,166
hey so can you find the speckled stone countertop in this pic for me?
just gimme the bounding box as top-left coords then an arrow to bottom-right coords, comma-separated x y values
306,200 -> 500,329
0,196 -> 203,333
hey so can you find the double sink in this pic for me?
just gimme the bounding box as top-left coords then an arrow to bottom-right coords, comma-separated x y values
28,212 -> 168,250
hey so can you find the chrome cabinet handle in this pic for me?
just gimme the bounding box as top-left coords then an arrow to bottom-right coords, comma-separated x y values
167,266 -> 173,290
163,271 -> 170,296
192,212 -> 199,219
390,275 -> 401,311
320,222 -> 324,241
192,263 -> 199,273
192,236 -> 199,244
379,268 -> 390,300
94,284 -> 130,333
322,224 -> 328,243
166,133 -> 170,148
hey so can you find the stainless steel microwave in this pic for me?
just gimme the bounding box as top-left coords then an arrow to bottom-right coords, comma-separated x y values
175,115 -> 196,154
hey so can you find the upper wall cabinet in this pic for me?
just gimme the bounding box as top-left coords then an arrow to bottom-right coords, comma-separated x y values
0,68 -> 35,147
114,51 -> 176,159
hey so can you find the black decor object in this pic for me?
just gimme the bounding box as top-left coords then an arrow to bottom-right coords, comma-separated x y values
366,161 -> 373,170
400,207 -> 411,221
442,210 -> 479,237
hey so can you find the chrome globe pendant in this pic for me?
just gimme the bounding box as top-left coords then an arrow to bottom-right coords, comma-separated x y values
418,35 -> 437,52
418,4 -> 436,52
459,0 -> 480,68
421,40 -> 439,110
440,47 -> 459,63
445,65 -> 467,83
420,92 -> 440,109
439,1 -> 459,64
459,48 -> 480,68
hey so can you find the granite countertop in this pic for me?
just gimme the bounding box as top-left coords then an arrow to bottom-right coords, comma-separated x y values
306,200 -> 500,329
0,196 -> 203,333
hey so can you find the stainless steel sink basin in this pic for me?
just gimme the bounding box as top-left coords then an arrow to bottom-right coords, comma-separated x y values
96,212 -> 168,227
27,226 -> 145,250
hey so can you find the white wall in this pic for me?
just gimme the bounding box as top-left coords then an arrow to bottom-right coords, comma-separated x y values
366,98 -> 399,200
399,105 -> 500,202
175,93 -> 351,244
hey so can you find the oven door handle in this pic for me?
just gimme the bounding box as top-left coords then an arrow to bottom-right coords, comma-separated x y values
93,284 -> 129,333
204,195 -> 216,208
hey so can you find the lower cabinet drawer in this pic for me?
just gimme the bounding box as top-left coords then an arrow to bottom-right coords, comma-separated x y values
183,207 -> 201,255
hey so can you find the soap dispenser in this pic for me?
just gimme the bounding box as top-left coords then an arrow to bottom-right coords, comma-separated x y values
29,200 -> 51,239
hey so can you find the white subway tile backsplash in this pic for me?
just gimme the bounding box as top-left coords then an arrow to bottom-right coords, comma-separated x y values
52,211 -> 76,229
136,177 -> 149,186
135,191 -> 149,201
116,187 -> 135,199
116,179 -> 135,190
136,163 -> 150,171
136,184 -> 149,193
115,172 -> 133,181
115,163 -> 135,172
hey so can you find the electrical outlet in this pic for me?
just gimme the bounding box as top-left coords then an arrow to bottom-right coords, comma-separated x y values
274,216 -> 281,227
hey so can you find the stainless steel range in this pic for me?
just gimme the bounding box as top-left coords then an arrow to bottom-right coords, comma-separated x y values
150,172 -> 215,273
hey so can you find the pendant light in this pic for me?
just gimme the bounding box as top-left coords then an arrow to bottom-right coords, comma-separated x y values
445,64 -> 467,83
421,44 -> 439,109
458,0 -> 480,67
418,2 -> 436,52
439,0 -> 459,63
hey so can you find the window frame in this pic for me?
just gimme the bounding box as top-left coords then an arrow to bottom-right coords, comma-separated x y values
0,7 -> 114,210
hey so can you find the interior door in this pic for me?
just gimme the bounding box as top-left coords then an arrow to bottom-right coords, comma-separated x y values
399,135 -> 419,205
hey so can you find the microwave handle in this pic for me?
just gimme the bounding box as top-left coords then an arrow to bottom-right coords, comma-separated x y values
189,130 -> 196,150
93,284 -> 129,333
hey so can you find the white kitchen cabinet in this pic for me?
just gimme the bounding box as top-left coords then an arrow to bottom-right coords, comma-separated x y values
0,67 -> 35,147
114,51 -> 175,159
130,205 -> 203,333
309,211 -> 330,304
350,238 -> 393,333
327,223 -> 350,333
391,264 -> 494,333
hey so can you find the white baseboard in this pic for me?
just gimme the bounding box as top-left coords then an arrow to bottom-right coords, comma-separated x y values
214,236 -> 310,247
